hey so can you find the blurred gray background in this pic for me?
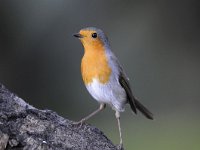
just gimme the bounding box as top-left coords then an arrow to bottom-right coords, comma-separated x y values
0,0 -> 200,149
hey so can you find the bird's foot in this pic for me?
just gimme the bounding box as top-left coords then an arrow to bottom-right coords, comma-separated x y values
72,119 -> 85,127
117,143 -> 124,150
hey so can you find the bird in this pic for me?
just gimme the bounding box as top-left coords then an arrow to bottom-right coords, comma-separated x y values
73,27 -> 153,147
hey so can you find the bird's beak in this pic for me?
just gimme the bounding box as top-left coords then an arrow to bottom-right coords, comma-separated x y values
73,33 -> 83,38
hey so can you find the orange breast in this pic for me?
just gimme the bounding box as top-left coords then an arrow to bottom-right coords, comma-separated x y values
81,46 -> 111,85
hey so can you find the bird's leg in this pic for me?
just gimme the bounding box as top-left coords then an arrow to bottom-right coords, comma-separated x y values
74,103 -> 106,126
115,111 -> 123,148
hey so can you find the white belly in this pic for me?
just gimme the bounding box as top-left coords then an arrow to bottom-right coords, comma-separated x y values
85,77 -> 127,112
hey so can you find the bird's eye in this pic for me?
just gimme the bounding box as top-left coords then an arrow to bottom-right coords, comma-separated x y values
91,33 -> 97,38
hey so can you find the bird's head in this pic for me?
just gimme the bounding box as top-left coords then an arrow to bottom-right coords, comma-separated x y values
74,27 -> 109,52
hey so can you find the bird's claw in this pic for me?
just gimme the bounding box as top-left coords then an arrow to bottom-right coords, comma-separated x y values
72,119 -> 85,127
117,143 -> 124,150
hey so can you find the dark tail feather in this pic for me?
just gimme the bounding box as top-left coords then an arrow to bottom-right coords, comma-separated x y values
135,99 -> 153,120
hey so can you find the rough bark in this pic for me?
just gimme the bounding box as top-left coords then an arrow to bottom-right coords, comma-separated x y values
0,84 -> 121,150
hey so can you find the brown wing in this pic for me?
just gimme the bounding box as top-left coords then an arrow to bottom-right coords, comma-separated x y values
119,72 -> 153,120
119,72 -> 137,114
108,50 -> 153,119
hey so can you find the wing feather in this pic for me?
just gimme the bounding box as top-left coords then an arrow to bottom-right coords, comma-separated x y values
119,72 -> 137,114
107,50 -> 153,119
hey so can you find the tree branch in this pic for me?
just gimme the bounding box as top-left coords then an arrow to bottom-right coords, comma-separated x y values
0,84 -> 121,150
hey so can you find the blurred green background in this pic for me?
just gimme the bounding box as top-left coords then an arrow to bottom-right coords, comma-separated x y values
0,0 -> 200,149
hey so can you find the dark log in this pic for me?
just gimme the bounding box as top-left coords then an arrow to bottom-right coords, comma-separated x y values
0,84 -> 121,150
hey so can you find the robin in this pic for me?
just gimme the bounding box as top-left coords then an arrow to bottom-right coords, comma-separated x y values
73,27 -> 153,147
